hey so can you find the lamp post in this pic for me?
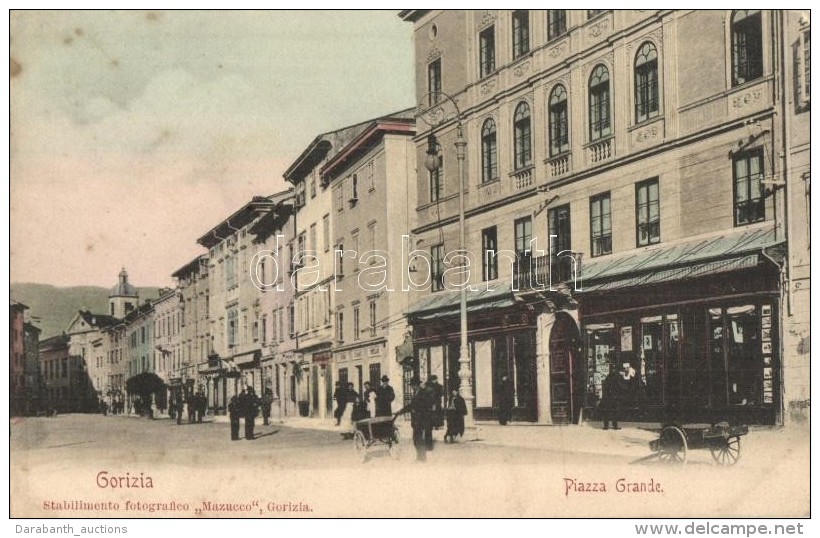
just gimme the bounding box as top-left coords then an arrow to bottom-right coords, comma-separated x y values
418,91 -> 473,428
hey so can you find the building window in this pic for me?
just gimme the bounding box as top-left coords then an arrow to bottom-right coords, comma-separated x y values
514,216 -> 532,263
800,25 -> 811,103
353,306 -> 360,341
252,320 -> 259,342
733,149 -> 765,226
429,160 -> 442,203
731,10 -> 763,86
513,102 -> 532,170
431,244 -> 445,292
288,304 -> 295,336
548,204 -> 572,283
636,178 -> 661,246
634,42 -> 659,123
587,10 -> 605,19
479,26 -> 496,78
323,214 -> 330,252
548,10 -> 567,41
368,223 -> 376,254
482,226 -> 498,282
512,10 -> 530,59
227,308 -> 238,347
368,161 -> 375,191
589,64 -> 611,141
590,192 -> 612,257
337,311 -> 344,343
337,243 -> 344,276
352,174 -> 359,201
309,223 -> 317,253
369,300 -> 377,337
481,118 -> 498,183
310,176 -> 316,198
336,182 -> 344,212
549,84 -> 569,156
428,58 -> 441,104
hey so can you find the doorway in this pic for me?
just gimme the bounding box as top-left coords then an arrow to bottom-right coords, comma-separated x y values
549,313 -> 582,424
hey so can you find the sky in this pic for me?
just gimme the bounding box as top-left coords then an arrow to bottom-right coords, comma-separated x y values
9,10 -> 415,288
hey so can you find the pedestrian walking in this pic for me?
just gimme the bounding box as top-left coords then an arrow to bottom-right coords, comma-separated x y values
341,383 -> 358,432
444,388 -> 467,443
196,392 -> 206,423
375,375 -> 395,417
243,386 -> 260,440
394,377 -> 437,462
498,375 -> 514,425
261,388 -> 273,426
332,381 -> 346,426
425,375 -> 444,428
228,395 -> 241,441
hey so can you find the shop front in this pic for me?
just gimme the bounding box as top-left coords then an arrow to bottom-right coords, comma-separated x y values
578,227 -> 784,425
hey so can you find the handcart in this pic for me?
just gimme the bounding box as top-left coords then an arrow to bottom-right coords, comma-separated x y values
353,416 -> 401,462
649,421 -> 748,466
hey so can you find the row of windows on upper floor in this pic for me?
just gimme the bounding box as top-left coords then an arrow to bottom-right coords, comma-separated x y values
428,147 -> 767,291
427,11 -> 771,202
428,10 -> 764,96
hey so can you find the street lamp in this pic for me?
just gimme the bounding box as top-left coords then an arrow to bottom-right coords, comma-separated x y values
418,91 -> 473,428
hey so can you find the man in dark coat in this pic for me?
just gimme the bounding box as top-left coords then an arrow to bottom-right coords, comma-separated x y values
243,386 -> 260,440
261,389 -> 273,425
498,375 -> 515,425
395,377 -> 437,462
332,381 -> 346,426
228,395 -> 241,441
600,368 -> 622,430
425,375 -> 445,428
375,375 -> 395,417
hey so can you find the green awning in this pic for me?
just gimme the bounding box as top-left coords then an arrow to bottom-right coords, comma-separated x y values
405,281 -> 518,321
578,226 -> 781,293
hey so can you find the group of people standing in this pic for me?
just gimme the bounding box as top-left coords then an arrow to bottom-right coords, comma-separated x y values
598,363 -> 638,430
170,392 -> 207,425
394,375 -> 467,462
333,375 -> 396,427
228,386 -> 271,440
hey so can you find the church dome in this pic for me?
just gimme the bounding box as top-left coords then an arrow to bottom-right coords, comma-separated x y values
110,268 -> 138,298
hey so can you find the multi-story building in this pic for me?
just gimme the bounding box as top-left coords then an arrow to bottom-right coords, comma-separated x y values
172,255 -> 211,406
23,320 -> 43,414
284,117 -> 390,418
198,196 -> 277,412
123,301 -> 155,410
152,288 -> 180,410
10,300 -> 27,415
400,10 -> 808,425
39,334 -> 76,413
324,110 -> 417,410
66,309 -> 118,411
248,189 -> 296,419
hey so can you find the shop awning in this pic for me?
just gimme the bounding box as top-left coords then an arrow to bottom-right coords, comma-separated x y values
578,226 -> 782,293
405,281 -> 518,322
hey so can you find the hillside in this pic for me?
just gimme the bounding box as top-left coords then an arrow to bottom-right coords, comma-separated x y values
10,283 -> 162,339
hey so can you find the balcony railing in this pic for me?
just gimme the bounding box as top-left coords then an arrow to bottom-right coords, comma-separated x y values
547,153 -> 571,178
513,254 -> 581,291
586,137 -> 613,164
511,167 -> 534,191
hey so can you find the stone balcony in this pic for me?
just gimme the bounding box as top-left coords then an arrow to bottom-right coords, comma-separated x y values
585,137 -> 614,165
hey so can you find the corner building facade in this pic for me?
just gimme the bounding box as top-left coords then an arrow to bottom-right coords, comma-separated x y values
400,10 -> 809,425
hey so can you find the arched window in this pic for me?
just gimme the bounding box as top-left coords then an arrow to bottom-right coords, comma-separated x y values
549,85 -> 569,156
588,65 -> 611,141
481,118 -> 498,183
513,102 -> 532,170
634,42 -> 659,123
731,10 -> 763,86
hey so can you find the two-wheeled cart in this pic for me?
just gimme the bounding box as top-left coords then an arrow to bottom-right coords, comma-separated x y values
649,421 -> 748,466
352,416 -> 401,462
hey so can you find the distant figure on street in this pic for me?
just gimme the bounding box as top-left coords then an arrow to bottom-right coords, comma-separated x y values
243,386 -> 260,440
498,375 -> 514,425
341,383 -> 358,431
261,388 -> 274,426
394,377 -> 437,462
600,367 -> 622,430
332,381 -> 346,426
425,375 -> 445,428
228,395 -> 241,441
362,382 -> 376,419
444,388 -> 468,443
196,392 -> 207,423
375,375 -> 395,417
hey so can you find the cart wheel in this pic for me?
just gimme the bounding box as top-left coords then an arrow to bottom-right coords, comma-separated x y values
388,428 -> 401,460
657,426 -> 687,465
710,436 -> 741,466
353,431 -> 367,463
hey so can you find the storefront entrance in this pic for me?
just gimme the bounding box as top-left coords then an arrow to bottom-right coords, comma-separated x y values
549,313 -> 582,424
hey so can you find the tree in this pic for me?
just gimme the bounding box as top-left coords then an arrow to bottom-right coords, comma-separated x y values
125,372 -> 166,416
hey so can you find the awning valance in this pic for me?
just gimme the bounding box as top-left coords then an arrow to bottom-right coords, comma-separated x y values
405,282 -> 518,322
577,226 -> 782,293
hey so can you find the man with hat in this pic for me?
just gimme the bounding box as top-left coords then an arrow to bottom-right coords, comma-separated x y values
394,377 -> 436,462
375,375 -> 395,417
